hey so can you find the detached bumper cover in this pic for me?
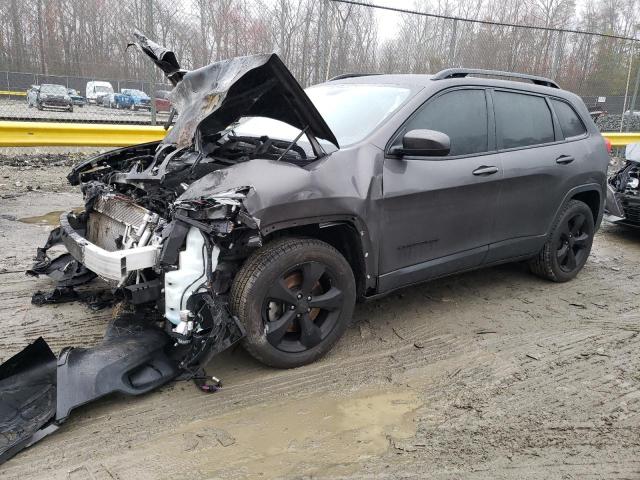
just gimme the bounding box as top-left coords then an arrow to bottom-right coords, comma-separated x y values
59,212 -> 160,281
0,314 -> 178,465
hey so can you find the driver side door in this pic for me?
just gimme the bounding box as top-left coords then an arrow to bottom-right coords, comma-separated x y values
379,87 -> 502,291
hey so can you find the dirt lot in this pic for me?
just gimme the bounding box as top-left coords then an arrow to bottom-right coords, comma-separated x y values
0,155 -> 639,479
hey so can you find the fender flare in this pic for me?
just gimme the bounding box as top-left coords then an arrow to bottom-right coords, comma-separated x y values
548,183 -> 604,235
260,214 -> 377,292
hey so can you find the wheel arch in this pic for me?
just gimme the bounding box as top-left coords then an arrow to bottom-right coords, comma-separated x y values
571,189 -> 601,226
551,183 -> 604,234
260,216 -> 376,300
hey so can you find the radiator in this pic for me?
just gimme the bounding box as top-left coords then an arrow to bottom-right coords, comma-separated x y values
86,195 -> 152,251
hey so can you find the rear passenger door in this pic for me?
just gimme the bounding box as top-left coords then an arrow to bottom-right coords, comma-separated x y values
487,89 -> 588,262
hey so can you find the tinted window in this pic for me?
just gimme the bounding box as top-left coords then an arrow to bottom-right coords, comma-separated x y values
401,89 -> 488,156
494,91 -> 554,149
551,99 -> 586,138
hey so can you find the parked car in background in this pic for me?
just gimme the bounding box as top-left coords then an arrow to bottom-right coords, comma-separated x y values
35,84 -> 73,111
67,89 -> 86,107
86,81 -> 114,104
26,85 -> 39,107
102,92 -> 134,109
154,89 -> 172,112
121,88 -> 151,110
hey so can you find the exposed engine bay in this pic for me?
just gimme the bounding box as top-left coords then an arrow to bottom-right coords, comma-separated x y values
0,31 -> 341,464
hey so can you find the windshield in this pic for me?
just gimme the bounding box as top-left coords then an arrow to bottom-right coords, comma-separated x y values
123,89 -> 148,97
233,84 -> 411,148
41,84 -> 67,95
95,85 -> 112,93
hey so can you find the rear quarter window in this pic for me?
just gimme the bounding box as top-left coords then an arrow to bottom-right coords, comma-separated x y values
551,99 -> 587,138
494,91 -> 555,149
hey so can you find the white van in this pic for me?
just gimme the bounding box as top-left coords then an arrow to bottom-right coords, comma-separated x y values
85,81 -> 114,104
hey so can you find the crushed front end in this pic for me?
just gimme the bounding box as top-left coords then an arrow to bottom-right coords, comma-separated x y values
606,158 -> 640,226
0,31 -> 340,463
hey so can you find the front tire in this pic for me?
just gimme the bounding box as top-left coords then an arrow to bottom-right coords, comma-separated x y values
231,238 -> 356,368
529,199 -> 595,282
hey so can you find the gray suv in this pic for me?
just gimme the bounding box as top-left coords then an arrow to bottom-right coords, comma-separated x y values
0,34 -> 611,463
33,45 -> 610,371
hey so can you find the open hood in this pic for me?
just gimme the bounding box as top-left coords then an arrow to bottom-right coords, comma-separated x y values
129,31 -> 185,85
129,32 -> 339,151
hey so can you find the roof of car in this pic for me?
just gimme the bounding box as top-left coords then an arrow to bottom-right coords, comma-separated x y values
329,74 -> 434,87
326,68 -> 562,92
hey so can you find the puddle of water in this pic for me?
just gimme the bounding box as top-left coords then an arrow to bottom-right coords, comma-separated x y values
151,387 -> 421,478
18,208 -> 83,226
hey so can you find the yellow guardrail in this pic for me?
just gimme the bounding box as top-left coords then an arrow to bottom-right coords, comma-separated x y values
601,132 -> 640,147
0,90 -> 27,96
0,120 -> 635,148
0,121 -> 167,147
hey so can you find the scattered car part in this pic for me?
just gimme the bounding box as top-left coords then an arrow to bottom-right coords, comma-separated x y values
605,143 -> 640,226
0,312 -> 179,464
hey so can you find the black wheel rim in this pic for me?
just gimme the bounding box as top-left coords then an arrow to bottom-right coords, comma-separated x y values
556,212 -> 591,273
262,261 -> 344,353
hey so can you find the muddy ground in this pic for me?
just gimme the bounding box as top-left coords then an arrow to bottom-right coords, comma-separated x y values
0,155 -> 639,479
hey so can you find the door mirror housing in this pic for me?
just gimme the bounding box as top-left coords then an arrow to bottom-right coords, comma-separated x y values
390,129 -> 451,157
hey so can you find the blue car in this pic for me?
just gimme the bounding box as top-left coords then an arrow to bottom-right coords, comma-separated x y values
102,92 -> 134,109
121,88 -> 151,110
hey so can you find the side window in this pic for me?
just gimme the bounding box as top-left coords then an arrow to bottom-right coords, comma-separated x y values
400,89 -> 488,156
551,99 -> 587,138
494,91 -> 555,149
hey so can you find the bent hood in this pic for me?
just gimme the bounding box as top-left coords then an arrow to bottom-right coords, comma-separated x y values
129,32 -> 339,150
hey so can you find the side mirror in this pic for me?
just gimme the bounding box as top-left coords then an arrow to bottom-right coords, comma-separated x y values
390,129 -> 450,157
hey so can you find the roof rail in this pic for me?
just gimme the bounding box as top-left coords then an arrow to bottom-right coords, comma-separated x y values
432,68 -> 560,89
328,73 -> 382,81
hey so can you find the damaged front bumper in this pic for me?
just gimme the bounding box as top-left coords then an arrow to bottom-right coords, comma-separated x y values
605,161 -> 640,226
1,200 -> 246,464
60,211 -> 161,282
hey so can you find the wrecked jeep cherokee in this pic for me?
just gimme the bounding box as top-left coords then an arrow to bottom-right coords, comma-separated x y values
0,33 -> 610,463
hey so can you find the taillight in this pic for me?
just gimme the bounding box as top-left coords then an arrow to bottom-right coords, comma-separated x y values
604,137 -> 612,153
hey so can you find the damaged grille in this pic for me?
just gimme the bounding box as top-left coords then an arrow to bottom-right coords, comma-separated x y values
87,195 -> 152,251
622,197 -> 640,224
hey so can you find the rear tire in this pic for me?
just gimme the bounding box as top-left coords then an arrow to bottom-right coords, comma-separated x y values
529,199 -> 595,282
231,238 -> 356,368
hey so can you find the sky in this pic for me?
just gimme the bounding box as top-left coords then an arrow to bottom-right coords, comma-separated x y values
368,0 -> 590,42
370,0 -> 421,41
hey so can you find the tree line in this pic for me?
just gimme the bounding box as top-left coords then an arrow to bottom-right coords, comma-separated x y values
0,0 -> 638,96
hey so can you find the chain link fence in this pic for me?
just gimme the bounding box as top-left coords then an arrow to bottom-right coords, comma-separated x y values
0,0 -> 639,130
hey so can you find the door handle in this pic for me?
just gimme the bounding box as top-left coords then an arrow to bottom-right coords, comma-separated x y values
472,165 -> 499,176
556,155 -> 575,165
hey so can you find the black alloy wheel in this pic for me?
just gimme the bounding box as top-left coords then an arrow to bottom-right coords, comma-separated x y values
231,237 -> 356,368
556,212 -> 591,273
263,261 -> 344,353
529,199 -> 595,282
